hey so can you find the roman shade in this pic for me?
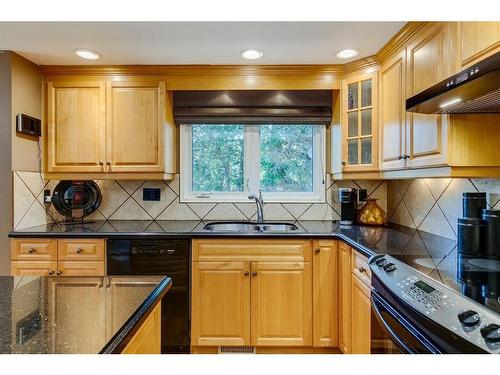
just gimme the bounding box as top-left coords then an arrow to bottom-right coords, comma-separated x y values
173,90 -> 332,125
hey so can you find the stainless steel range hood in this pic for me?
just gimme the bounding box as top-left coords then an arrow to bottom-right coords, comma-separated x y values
406,52 -> 500,114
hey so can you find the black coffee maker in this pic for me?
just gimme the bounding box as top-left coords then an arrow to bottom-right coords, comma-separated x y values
339,188 -> 367,225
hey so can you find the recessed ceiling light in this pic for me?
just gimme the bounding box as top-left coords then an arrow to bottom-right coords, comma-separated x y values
75,49 -> 100,60
336,49 -> 359,59
240,48 -> 263,60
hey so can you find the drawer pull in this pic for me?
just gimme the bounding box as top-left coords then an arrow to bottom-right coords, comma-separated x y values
244,271 -> 250,277
48,270 -> 55,275
76,248 -> 83,254
251,271 -> 258,277
28,248 -> 36,254
56,270 -> 62,275
314,248 -> 320,254
358,266 -> 366,274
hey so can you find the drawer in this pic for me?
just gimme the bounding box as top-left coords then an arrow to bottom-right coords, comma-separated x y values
58,239 -> 105,261
11,239 -> 57,261
11,261 -> 57,276
192,239 -> 312,262
58,261 -> 105,276
351,250 -> 371,286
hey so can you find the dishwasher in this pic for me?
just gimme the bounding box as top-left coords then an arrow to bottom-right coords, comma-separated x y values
106,238 -> 190,353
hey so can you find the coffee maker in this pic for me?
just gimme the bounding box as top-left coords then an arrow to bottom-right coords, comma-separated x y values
338,188 -> 367,225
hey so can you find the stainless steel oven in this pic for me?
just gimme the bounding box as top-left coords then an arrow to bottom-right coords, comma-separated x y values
369,254 -> 500,354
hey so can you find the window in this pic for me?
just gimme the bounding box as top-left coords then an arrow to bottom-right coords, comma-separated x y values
180,124 -> 325,202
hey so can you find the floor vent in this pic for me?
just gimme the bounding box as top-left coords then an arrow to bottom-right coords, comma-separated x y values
218,346 -> 256,354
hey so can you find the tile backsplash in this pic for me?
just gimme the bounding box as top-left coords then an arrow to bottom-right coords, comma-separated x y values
387,178 -> 500,240
12,171 -> 387,229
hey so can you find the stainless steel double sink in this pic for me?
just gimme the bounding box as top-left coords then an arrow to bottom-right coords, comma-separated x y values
203,221 -> 298,233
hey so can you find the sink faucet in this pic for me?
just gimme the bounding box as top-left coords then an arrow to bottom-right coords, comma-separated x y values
248,189 -> 264,223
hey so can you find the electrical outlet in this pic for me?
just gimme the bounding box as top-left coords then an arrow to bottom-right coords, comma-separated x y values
143,188 -> 161,201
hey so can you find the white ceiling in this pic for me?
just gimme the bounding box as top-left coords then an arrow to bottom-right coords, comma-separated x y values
0,22 -> 405,65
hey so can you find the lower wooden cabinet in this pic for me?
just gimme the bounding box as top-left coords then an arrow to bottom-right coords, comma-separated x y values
351,273 -> 371,354
191,261 -> 251,347
10,238 -> 105,276
338,242 -> 352,353
122,303 -> 162,354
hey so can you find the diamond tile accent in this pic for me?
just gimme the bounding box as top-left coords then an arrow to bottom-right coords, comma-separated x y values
96,180 -> 130,218
117,180 -> 145,195
204,203 -> 247,221
157,198 -> 199,220
132,181 -> 176,219
110,198 -> 152,220
403,179 -> 434,227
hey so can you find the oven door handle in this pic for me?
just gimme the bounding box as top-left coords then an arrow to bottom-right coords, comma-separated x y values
371,291 -> 440,354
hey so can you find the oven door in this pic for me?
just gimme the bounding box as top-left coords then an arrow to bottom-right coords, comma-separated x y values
371,291 -> 440,354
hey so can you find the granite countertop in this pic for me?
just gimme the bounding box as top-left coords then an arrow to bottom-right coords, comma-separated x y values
0,275 -> 171,354
9,219 -> 461,295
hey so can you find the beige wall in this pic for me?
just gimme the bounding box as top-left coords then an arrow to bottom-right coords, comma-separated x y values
11,53 -> 42,172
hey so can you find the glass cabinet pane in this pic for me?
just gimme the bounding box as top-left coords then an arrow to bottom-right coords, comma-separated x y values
361,138 -> 372,164
348,139 -> 359,165
361,79 -> 372,107
361,109 -> 372,136
347,82 -> 358,110
348,111 -> 358,137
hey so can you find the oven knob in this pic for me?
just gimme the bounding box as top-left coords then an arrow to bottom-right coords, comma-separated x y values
383,263 -> 396,272
480,323 -> 500,343
375,257 -> 388,267
457,310 -> 480,327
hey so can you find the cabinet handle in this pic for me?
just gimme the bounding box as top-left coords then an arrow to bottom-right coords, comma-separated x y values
98,161 -> 104,166
28,248 -> 36,254
398,155 -> 403,160
48,270 -> 55,275
358,266 -> 366,274
314,248 -> 320,254
341,161 -> 346,166
251,271 -> 257,277
244,271 -> 250,277
76,248 -> 83,254
403,154 -> 410,160
56,270 -> 62,275
106,161 -> 111,165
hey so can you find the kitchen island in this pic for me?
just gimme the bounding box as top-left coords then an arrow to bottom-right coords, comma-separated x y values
0,275 -> 171,354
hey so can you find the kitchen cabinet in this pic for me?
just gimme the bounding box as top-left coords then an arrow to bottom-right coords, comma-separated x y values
11,238 -> 105,276
44,76 -> 174,180
251,261 -> 312,347
191,239 -> 314,350
338,242 -> 352,353
351,273 -> 371,354
455,22 -> 500,70
191,261 -> 251,347
122,303 -> 161,354
312,240 -> 338,348
340,71 -> 378,173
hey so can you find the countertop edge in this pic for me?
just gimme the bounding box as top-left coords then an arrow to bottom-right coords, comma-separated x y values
99,276 -> 172,354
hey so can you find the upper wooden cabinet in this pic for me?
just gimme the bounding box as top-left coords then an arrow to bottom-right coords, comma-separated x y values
44,76 -> 174,179
455,22 -> 500,70
106,80 -> 165,173
46,80 -> 106,173
340,71 -> 378,173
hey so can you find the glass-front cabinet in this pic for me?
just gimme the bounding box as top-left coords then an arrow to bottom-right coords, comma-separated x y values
341,72 -> 378,172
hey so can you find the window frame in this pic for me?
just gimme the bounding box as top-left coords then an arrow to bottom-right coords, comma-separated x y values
180,124 -> 326,203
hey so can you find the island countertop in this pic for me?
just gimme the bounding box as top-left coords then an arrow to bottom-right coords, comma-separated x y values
0,275 -> 171,354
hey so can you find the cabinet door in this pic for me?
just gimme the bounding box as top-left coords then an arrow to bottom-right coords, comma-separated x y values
342,72 -> 378,172
312,240 -> 338,348
380,50 -> 406,171
107,79 -> 165,172
122,303 -> 161,354
11,261 -> 57,276
57,261 -> 105,276
251,262 -> 312,347
47,277 -> 106,353
458,22 -> 500,69
191,262 -> 250,346
351,274 -> 371,354
46,80 -> 106,172
406,24 -> 448,168
338,242 -> 352,353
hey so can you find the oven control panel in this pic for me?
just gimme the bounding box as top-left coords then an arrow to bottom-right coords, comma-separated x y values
369,254 -> 500,354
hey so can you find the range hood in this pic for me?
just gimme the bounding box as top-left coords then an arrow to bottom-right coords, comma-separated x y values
406,51 -> 500,114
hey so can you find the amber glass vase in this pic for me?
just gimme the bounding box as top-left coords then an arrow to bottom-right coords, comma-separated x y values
357,198 -> 388,226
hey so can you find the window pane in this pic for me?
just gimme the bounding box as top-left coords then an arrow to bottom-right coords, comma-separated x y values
348,111 -> 358,137
361,137 -> 372,164
347,139 -> 358,165
260,125 -> 313,193
361,109 -> 372,136
361,79 -> 372,107
192,124 -> 244,192
347,82 -> 358,110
